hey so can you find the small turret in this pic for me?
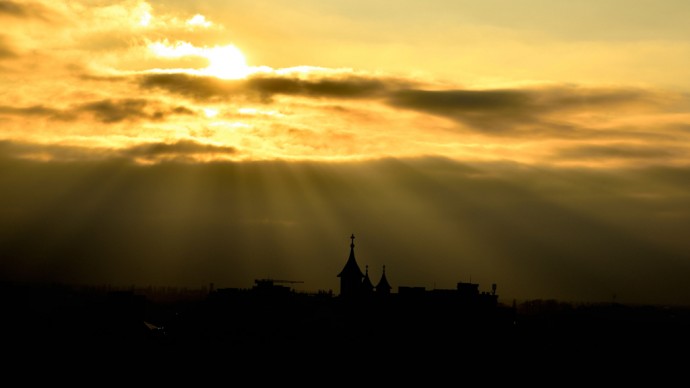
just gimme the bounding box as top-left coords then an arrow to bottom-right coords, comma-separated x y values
375,265 -> 392,295
362,265 -> 374,294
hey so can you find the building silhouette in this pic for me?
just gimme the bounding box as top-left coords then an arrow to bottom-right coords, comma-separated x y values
337,234 -> 366,297
375,265 -> 391,295
336,233 -> 498,307
10,234 -> 690,362
337,234 -> 392,298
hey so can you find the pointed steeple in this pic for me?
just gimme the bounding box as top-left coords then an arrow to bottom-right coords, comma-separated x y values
338,234 -> 364,278
337,234 -> 365,297
375,265 -> 392,295
362,265 -> 374,293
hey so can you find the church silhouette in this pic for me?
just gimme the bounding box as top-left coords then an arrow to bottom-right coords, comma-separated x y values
335,233 -> 500,310
337,234 -> 391,297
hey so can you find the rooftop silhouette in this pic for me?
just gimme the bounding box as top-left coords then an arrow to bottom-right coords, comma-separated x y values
3,234 -> 690,366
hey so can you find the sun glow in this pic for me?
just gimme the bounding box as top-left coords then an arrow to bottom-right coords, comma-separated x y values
139,11 -> 152,26
203,108 -> 219,117
149,41 -> 251,79
203,45 -> 250,79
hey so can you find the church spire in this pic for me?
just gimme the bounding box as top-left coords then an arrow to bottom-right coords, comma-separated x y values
375,265 -> 392,295
337,233 -> 365,297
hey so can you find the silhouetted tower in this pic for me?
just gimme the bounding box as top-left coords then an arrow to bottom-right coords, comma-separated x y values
375,265 -> 392,295
362,265 -> 374,294
337,234 -> 365,297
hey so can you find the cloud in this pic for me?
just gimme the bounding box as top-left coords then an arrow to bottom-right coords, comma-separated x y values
0,104 -> 74,120
0,1 -> 53,21
0,139 -> 238,163
139,73 -> 233,100
0,1 -> 30,17
76,98 -> 196,123
554,143 -> 678,161
138,72 -> 405,101
246,75 -> 392,99
138,71 -> 669,136
139,72 -> 653,114
387,87 -> 654,133
123,139 -> 238,159
78,99 -> 152,123
0,139 -> 91,161
0,99 -> 194,123
391,89 -> 530,113
389,88 -> 533,133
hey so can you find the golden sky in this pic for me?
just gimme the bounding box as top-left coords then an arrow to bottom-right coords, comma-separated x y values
2,1 -> 690,303
1,0 -> 689,166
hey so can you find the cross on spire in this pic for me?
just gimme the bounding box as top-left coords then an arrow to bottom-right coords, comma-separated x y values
350,233 -> 355,248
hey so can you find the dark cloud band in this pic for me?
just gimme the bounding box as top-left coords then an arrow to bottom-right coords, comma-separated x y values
0,1 -> 53,21
77,99 -> 195,123
555,143 -> 677,160
0,1 -> 27,17
138,71 -> 659,136
0,139 -> 238,163
123,139 -> 238,158
138,73 -> 404,101
0,99 -> 195,123
0,104 -> 74,120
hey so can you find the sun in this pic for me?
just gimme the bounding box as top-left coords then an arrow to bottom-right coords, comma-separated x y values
202,45 -> 251,79
148,41 -> 252,79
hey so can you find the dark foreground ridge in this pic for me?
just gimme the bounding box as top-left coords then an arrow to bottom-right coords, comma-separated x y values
2,235 -> 690,368
3,281 -> 690,367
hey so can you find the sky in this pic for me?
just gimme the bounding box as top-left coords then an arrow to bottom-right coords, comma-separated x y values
1,0 -> 690,304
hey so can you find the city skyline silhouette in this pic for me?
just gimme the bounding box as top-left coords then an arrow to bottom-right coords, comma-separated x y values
3,233 -> 688,366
